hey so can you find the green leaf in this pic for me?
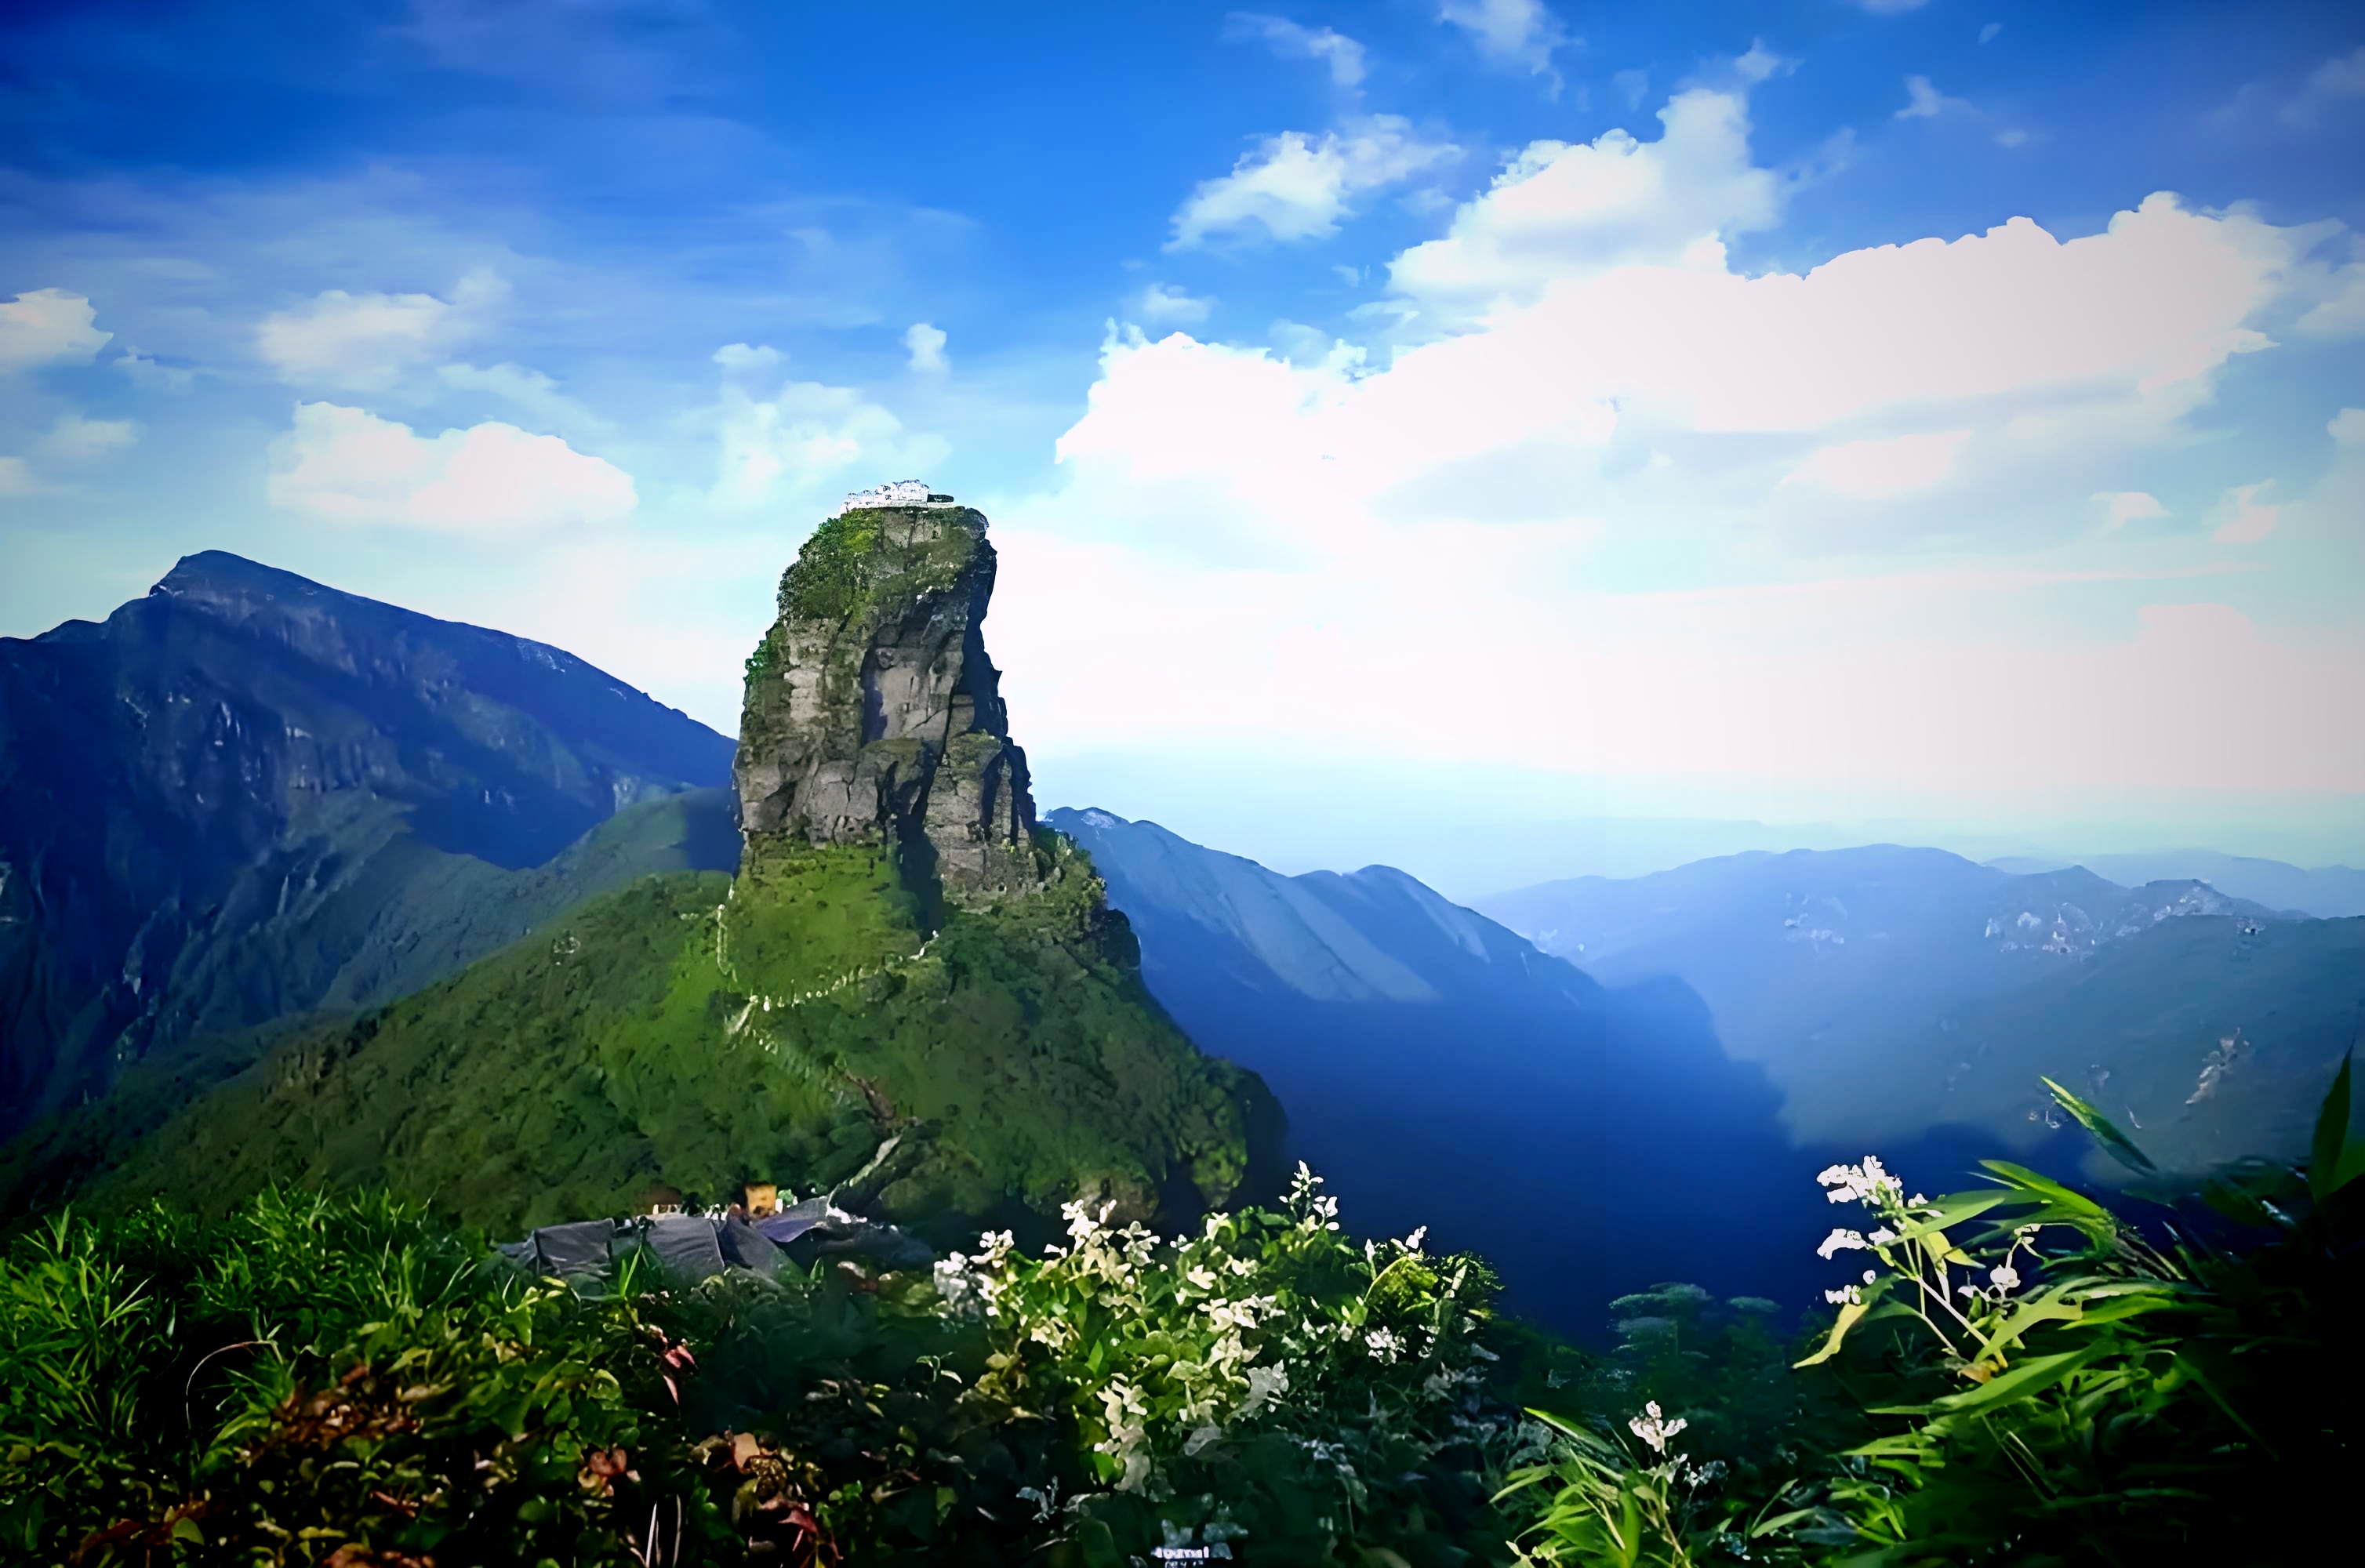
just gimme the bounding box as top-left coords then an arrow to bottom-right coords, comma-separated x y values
1967,1287 -> 2083,1367
1927,1346 -> 2102,1414
2310,1051 -> 2354,1202
1794,1298 -> 1869,1368
1976,1161 -> 2116,1237
2043,1076 -> 2156,1174
2334,1143 -> 2365,1197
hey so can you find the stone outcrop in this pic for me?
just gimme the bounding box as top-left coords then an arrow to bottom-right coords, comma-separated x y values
733,503 -> 1048,907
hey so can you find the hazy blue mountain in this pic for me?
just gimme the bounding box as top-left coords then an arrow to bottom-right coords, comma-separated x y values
1986,851 -> 2365,919
1475,847 -> 2360,1171
0,551 -> 739,1145
1044,809 -> 2047,1332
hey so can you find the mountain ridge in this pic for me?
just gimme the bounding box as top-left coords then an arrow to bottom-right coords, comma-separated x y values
0,550 -> 739,1142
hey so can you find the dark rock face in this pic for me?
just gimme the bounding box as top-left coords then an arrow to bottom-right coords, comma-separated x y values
735,506 -> 1046,907
0,551 -> 736,1140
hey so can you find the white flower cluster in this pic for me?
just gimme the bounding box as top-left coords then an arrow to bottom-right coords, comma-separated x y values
1628,1400 -> 1688,1455
1817,1156 -> 1905,1207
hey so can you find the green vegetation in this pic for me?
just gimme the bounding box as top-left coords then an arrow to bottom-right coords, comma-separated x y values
7,1070 -> 2357,1564
77,836 -> 1262,1242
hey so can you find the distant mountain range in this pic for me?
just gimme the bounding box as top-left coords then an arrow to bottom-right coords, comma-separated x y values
1984,851 -> 2365,919
0,551 -> 740,1148
1048,809 -> 2014,1328
1476,848 -> 2364,1173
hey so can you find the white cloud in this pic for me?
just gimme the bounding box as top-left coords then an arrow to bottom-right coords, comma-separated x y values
436,361 -> 606,434
1781,430 -> 1971,499
0,457 -> 35,495
1980,23 -> 2003,44
1224,12 -> 1368,89
266,401 -> 637,532
1855,0 -> 1931,13
2283,45 -> 2365,126
1387,82 -> 1780,318
2092,491 -> 2170,529
2209,481 -> 2280,543
713,342 -> 783,374
2333,407 -> 2365,445
1897,75 -> 1961,120
2294,246 -> 2365,338
0,288 -> 111,371
256,270 -> 507,391
904,321 -> 949,375
1437,0 -> 1574,85
1137,283 -> 1215,325
1170,117 -> 1457,249
35,412 -> 139,464
711,372 -> 947,510
114,347 -> 195,393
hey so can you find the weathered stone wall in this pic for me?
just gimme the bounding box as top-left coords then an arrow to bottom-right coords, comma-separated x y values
733,505 -> 1048,907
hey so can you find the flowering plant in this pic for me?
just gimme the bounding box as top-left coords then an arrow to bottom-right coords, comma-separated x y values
935,1162 -> 1518,1559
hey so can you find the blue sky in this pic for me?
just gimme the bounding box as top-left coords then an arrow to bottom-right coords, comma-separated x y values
3,0 -> 2361,887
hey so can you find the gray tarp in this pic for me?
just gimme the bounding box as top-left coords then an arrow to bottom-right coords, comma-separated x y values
501,1203 -> 932,1287
532,1219 -> 623,1279
647,1213 -> 726,1280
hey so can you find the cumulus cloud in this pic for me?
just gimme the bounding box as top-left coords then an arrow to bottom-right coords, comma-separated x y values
266,401 -> 636,531
256,270 -> 507,390
710,358 -> 947,510
36,412 -> 140,464
1017,73 -> 2349,594
0,288 -> 111,371
1170,116 -> 1457,248
1225,12 -> 1367,89
1387,81 -> 1780,318
904,321 -> 949,375
1437,0 -> 1574,85
1137,283 -> 1216,325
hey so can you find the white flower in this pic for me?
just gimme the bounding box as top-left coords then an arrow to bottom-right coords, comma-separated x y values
1183,1423 -> 1222,1456
1868,1228 -> 1898,1246
1863,1269 -> 1876,1284
1399,1225 -> 1429,1254
1989,1264 -> 2022,1293
1186,1265 -> 1218,1291
1238,1363 -> 1291,1417
1824,1285 -> 1862,1306
1818,1228 -> 1867,1259
1364,1327 -> 1403,1363
1629,1400 -> 1689,1454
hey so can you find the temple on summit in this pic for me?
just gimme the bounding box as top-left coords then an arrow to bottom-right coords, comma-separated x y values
834,479 -> 954,515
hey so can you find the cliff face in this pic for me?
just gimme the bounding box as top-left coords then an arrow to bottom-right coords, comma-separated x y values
734,505 -> 1046,909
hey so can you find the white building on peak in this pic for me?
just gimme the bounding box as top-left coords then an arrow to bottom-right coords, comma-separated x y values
835,479 -> 951,515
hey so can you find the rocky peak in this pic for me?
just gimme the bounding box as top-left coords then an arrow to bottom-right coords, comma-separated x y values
733,503 -> 1047,907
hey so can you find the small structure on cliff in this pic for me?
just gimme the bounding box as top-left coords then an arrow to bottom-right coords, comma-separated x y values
834,479 -> 954,516
735,497 -> 1048,909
